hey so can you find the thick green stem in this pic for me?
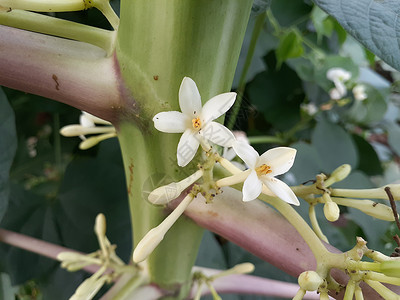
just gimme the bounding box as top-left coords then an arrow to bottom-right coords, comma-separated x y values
115,0 -> 253,293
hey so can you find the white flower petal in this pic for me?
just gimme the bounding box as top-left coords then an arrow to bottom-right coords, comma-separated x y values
353,85 -> 367,101
259,147 -> 296,176
329,88 -> 342,100
261,177 -> 299,205
179,77 -> 202,117
153,111 -> 188,133
201,92 -> 236,123
333,79 -> 347,97
177,129 -> 200,167
232,141 -> 259,168
201,122 -> 235,147
242,170 -> 262,202
80,113 -> 95,128
326,68 -> 351,82
81,111 -> 111,125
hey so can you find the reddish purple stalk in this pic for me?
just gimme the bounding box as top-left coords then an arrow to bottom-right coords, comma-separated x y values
0,25 -> 126,123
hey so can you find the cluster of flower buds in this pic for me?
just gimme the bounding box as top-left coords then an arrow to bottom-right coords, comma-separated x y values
326,67 -> 367,101
60,111 -> 116,149
58,214 -> 131,300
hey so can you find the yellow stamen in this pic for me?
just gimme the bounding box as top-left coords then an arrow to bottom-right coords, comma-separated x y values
192,117 -> 202,129
255,164 -> 272,176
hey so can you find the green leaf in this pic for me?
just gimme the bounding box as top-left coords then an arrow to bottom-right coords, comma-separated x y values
387,122 -> 400,156
314,0 -> 400,71
352,135 -> 383,176
247,52 -> 303,131
0,273 -> 18,299
345,85 -> 388,125
275,31 -> 304,68
290,142 -> 323,184
57,140 -> 131,257
311,119 -> 358,172
195,231 -> 227,269
1,184 -> 60,284
311,6 -> 334,42
0,88 -> 17,223
271,0 -> 312,27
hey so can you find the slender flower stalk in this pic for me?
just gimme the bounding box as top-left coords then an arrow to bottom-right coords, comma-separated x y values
354,285 -> 364,300
133,193 -> 196,263
1,0 -> 119,29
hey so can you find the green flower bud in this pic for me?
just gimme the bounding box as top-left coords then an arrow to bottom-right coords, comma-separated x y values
324,164 -> 351,187
380,261 -> 400,278
298,271 -> 324,291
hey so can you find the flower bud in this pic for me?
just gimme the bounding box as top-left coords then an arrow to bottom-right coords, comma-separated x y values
380,261 -> 400,278
65,261 -> 93,272
60,125 -> 86,137
384,184 -> 400,201
324,164 -> 351,187
95,213 -> 107,237
57,251 -> 84,262
231,263 -> 255,275
148,170 -> 203,205
71,274 -> 108,300
133,227 -> 164,263
148,183 -> 181,205
79,136 -> 101,150
352,200 -> 395,221
324,201 -> 340,222
298,271 -> 324,291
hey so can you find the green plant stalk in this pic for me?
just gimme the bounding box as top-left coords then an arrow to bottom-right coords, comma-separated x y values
115,0 -> 253,293
247,135 -> 285,144
0,9 -> 115,53
0,0 -> 86,11
308,204 -> 329,243
227,11 -> 266,129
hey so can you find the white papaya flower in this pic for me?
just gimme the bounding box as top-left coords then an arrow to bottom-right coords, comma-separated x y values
326,68 -> 351,100
232,141 -> 299,205
352,84 -> 367,101
153,77 -> 236,167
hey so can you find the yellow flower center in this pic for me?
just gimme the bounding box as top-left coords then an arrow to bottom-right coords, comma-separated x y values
192,117 -> 202,130
255,164 -> 272,176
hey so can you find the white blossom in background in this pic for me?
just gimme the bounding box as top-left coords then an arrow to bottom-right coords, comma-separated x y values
300,103 -> 318,116
352,84 -> 367,101
153,77 -> 236,167
60,111 -> 116,150
326,68 -> 351,100
232,141 -> 299,205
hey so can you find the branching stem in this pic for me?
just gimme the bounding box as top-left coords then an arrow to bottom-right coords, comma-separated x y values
0,8 -> 115,54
